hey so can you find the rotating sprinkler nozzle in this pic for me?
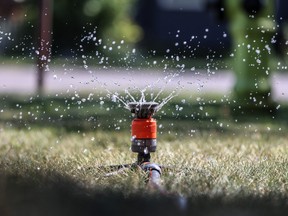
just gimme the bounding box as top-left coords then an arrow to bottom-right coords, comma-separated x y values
128,102 -> 159,159
128,102 -> 159,119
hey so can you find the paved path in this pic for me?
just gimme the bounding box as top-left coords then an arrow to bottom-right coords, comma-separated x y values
0,64 -> 287,102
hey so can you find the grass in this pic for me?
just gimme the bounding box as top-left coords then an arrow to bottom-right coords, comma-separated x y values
1,93 -> 288,215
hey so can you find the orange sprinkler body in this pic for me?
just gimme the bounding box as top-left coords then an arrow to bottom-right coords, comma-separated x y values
130,117 -> 157,153
131,118 -> 157,139
128,102 -> 159,153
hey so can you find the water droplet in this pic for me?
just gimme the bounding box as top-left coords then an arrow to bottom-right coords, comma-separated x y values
83,149 -> 88,154
131,135 -> 136,141
144,147 -> 149,155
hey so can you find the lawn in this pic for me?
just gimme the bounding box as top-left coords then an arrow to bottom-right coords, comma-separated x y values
1,92 -> 288,216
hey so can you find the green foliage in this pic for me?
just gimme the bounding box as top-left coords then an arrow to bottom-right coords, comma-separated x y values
9,0 -> 141,56
52,0 -> 141,54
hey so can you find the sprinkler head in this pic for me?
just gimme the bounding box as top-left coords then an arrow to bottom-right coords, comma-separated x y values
128,102 -> 159,119
128,102 -> 159,154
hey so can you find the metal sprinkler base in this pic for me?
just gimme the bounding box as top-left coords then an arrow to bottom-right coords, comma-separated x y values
101,153 -> 163,191
138,153 -> 162,189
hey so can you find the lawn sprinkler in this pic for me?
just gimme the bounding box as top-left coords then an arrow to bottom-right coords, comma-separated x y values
102,102 -> 163,189
129,102 -> 158,162
128,102 -> 162,187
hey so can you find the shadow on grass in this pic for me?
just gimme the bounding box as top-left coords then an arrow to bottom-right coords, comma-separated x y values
1,172 -> 288,216
0,95 -> 287,134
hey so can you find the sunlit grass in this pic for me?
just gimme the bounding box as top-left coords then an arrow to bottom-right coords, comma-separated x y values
1,124 -> 288,199
1,93 -> 288,205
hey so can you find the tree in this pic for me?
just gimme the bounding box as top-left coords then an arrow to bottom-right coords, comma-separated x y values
224,0 -> 277,112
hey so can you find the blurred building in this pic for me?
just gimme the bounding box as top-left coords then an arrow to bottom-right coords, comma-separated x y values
135,0 -> 231,56
135,0 -> 288,57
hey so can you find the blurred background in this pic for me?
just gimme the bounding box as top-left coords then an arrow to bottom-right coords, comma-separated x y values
0,0 -> 230,58
0,0 -> 288,104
